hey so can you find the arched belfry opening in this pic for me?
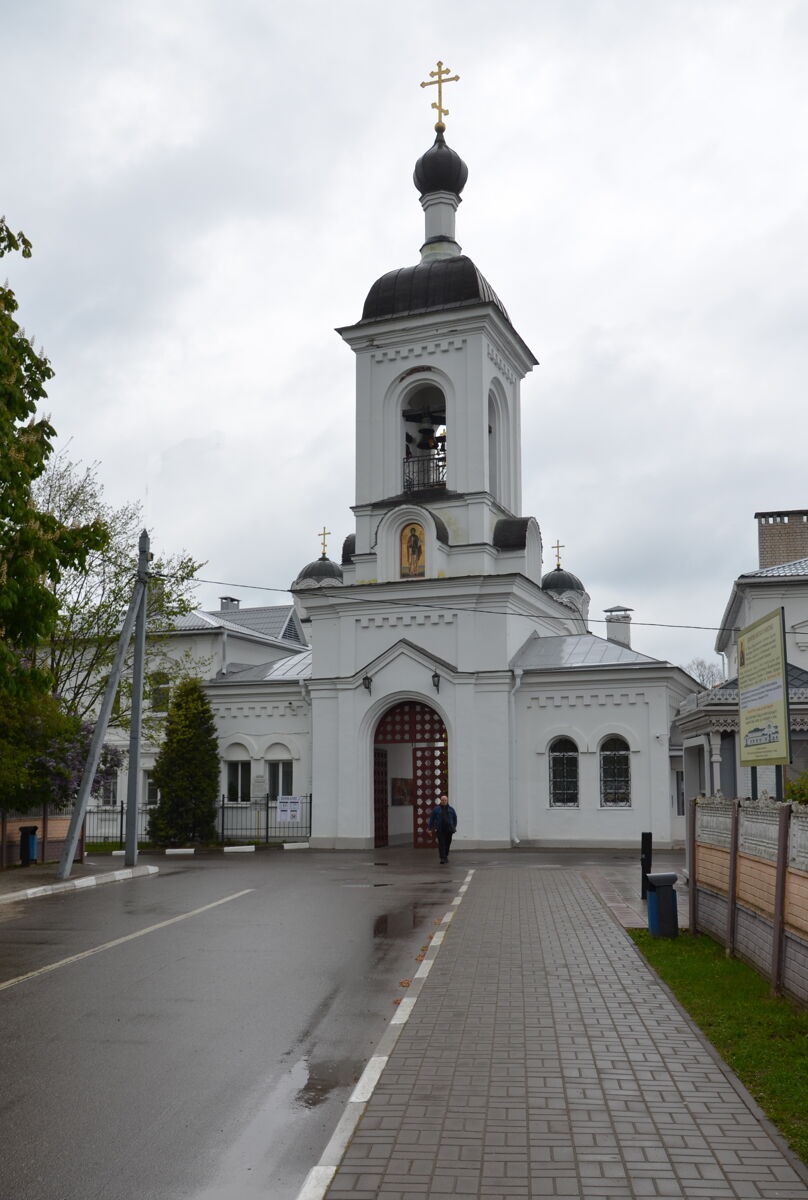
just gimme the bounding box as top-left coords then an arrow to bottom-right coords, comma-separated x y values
373,701 -> 448,847
487,391 -> 499,502
402,384 -> 446,494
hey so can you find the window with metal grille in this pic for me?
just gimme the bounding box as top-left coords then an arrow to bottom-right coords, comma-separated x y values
226,761 -> 251,803
600,737 -> 631,807
269,760 -> 293,799
549,737 -> 579,807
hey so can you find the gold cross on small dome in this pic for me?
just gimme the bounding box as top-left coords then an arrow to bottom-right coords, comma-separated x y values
420,60 -> 460,131
552,540 -> 565,569
318,526 -> 331,556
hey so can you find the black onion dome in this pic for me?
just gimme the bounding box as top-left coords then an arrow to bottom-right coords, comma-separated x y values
362,255 -> 509,323
413,129 -> 468,197
541,567 -> 585,593
293,555 -> 343,586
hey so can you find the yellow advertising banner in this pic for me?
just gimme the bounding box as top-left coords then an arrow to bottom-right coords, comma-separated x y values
737,608 -> 791,766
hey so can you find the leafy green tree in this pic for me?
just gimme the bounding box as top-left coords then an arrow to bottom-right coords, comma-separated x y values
31,451 -> 203,725
0,218 -> 108,810
149,680 -> 219,845
0,218 -> 108,699
0,694 -> 122,815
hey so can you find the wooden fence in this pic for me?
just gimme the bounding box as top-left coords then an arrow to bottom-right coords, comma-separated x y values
0,807 -> 82,870
689,797 -> 808,1003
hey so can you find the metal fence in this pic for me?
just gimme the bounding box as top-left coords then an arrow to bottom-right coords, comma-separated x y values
85,794 -> 312,845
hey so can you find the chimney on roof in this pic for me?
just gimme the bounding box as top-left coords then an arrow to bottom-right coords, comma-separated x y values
756,510 -> 808,568
604,606 -> 633,648
220,596 -> 240,611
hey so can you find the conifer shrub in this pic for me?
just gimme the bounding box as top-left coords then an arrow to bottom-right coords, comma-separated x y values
148,680 -> 219,845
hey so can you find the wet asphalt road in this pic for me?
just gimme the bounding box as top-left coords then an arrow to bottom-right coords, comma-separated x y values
0,850 -> 464,1200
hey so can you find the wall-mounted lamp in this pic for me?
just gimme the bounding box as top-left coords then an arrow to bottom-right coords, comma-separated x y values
431,671 -> 441,693
362,674 -> 372,694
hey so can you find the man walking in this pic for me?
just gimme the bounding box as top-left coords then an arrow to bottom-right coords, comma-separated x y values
428,793 -> 457,864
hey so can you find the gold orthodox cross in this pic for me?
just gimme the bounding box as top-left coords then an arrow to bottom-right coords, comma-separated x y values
420,61 -> 460,130
319,526 -> 331,556
552,540 -> 565,569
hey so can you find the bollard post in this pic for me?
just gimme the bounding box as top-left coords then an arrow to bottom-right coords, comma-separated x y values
641,831 -> 652,899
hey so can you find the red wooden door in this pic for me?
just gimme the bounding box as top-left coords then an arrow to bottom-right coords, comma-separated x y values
374,702 -> 447,849
373,747 -> 388,848
412,739 -> 448,847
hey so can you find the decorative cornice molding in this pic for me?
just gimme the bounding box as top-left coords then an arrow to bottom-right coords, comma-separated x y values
372,338 -> 466,363
357,612 -> 456,629
213,702 -> 306,720
487,344 -> 516,384
527,691 -> 648,709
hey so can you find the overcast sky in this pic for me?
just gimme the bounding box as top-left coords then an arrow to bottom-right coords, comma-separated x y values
6,0 -> 807,669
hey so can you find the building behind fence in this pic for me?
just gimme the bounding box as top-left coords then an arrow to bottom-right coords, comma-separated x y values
2,795 -> 311,866
690,796 -> 808,1004
85,794 -> 312,845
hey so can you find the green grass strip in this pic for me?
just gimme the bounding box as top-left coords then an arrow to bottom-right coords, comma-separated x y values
629,930 -> 808,1166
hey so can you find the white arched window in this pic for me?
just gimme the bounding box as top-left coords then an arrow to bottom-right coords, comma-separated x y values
488,392 -> 499,501
600,737 -> 631,807
223,743 -> 251,803
266,742 -> 293,799
549,737 -> 579,807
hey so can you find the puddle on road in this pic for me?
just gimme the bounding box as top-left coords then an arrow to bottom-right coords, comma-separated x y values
188,1054 -> 362,1200
373,900 -> 445,939
294,1057 -> 363,1108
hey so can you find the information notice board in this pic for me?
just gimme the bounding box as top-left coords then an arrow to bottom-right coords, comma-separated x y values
737,608 -> 791,767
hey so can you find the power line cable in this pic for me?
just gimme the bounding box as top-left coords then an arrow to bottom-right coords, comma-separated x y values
190,574 -> 756,638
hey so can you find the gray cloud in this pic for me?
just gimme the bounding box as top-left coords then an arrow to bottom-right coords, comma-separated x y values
6,0 -> 806,674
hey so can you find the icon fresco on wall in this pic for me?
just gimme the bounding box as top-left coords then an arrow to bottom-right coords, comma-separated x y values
391,778 -> 414,806
400,523 -> 425,577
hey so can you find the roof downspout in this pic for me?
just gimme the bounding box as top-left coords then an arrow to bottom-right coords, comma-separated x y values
509,668 -> 523,846
221,628 -> 228,677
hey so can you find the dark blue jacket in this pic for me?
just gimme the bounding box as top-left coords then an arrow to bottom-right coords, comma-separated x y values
428,804 -> 457,833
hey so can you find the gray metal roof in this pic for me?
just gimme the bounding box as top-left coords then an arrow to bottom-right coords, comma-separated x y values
679,661 -> 808,714
511,633 -> 664,672
172,611 -> 253,635
201,605 -> 298,638
171,605 -> 304,645
740,557 -> 808,579
211,650 -> 313,684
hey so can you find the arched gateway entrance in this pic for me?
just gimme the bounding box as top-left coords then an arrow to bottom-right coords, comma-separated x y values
373,701 -> 448,848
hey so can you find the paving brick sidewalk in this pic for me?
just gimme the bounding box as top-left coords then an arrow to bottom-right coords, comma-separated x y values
324,865 -> 808,1199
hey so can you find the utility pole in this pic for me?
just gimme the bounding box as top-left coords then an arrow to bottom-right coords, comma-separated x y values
125,530 -> 150,866
57,530 -> 151,888
57,530 -> 151,881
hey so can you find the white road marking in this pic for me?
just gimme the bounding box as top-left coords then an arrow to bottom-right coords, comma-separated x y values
0,889 -> 255,993
292,868 -> 478,1200
350,1055 -> 388,1103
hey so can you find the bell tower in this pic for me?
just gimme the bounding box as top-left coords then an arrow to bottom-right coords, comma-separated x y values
337,71 -> 541,586
299,66 -> 588,851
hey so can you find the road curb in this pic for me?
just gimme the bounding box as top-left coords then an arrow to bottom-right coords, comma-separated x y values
0,864 -> 159,905
293,867 -> 475,1200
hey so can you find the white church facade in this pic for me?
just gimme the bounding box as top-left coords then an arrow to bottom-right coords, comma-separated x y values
196,113 -> 700,850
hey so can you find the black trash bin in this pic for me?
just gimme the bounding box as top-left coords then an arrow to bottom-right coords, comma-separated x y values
646,871 -> 678,938
19,826 -> 38,867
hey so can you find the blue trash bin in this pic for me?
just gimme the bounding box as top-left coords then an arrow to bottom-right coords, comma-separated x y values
19,825 -> 38,867
646,871 -> 678,938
